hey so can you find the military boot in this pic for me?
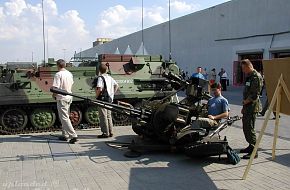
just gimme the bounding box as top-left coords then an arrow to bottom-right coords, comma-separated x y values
240,145 -> 254,154
242,152 -> 258,159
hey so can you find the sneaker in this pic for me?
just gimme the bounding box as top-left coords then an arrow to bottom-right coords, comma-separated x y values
109,133 -> 113,137
259,112 -> 264,116
240,145 -> 253,154
97,134 -> 109,138
242,152 -> 258,159
69,137 -> 78,144
58,136 -> 68,141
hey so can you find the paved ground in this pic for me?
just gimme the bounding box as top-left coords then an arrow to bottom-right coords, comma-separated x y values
1,86 -> 290,190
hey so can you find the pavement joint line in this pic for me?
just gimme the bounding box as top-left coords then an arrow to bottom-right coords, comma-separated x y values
231,124 -> 290,141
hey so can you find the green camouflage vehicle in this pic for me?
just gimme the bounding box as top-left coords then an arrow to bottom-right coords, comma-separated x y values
0,54 -> 179,134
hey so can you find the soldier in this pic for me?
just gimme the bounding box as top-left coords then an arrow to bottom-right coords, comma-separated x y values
240,59 -> 263,159
52,59 -> 78,144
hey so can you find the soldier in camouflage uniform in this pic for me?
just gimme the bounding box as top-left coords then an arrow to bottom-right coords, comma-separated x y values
240,59 -> 263,159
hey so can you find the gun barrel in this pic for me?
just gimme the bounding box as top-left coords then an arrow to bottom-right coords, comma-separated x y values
163,72 -> 190,88
208,116 -> 241,138
50,87 -> 151,119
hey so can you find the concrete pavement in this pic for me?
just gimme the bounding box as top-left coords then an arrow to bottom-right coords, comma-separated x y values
0,86 -> 290,190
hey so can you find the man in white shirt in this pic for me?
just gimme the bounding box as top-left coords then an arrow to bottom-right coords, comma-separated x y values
93,64 -> 119,138
52,59 -> 78,143
218,68 -> 228,91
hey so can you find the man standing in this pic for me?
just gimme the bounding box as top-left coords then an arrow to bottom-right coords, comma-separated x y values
93,64 -> 119,138
240,59 -> 263,159
191,67 -> 205,79
202,68 -> 208,79
209,68 -> 217,85
218,68 -> 228,91
191,82 -> 229,129
52,59 -> 78,144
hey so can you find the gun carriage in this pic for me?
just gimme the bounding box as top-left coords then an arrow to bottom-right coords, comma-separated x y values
50,72 -> 240,158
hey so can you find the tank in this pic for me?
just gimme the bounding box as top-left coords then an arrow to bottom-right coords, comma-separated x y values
0,54 -> 179,134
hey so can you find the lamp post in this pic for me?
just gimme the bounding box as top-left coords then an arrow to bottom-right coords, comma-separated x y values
41,0 -> 46,66
62,48 -> 66,61
142,0 -> 144,55
168,0 -> 172,61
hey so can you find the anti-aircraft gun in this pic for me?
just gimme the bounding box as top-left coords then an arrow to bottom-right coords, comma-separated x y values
162,72 -> 212,118
50,72 -> 241,158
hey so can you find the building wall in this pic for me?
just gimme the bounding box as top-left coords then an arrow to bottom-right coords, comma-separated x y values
77,0 -> 290,82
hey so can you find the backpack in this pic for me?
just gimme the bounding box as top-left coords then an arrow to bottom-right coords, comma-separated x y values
226,145 -> 241,165
93,76 -> 112,102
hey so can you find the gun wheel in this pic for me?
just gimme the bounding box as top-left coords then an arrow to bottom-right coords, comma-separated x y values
84,106 -> 99,125
112,112 -> 129,124
132,123 -> 143,135
132,101 -> 143,135
0,108 -> 28,131
70,107 -> 82,127
30,108 -> 56,129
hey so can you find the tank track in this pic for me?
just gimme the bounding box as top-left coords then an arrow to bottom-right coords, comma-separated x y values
0,122 -> 131,135
0,103 -> 132,135
0,119 -> 132,135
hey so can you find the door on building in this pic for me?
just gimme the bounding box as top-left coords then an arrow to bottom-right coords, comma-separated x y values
233,53 -> 263,86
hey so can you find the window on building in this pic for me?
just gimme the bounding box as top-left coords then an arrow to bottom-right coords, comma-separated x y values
272,52 -> 290,58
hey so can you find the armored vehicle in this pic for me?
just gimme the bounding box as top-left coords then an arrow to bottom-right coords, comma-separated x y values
0,54 -> 179,134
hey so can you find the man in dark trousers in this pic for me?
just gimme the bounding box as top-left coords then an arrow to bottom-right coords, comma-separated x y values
218,68 -> 228,91
240,59 -> 263,159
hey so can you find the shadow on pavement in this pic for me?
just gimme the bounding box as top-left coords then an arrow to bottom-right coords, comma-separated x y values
77,134 -> 233,190
264,152 -> 290,168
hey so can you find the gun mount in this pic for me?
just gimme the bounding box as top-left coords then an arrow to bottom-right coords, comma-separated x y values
51,84 -> 241,158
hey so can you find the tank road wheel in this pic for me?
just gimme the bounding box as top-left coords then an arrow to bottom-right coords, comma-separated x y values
69,107 -> 82,127
84,106 -> 99,125
112,112 -> 129,124
29,108 -> 56,129
0,108 -> 28,131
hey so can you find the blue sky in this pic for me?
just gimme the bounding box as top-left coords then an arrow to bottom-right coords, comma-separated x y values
0,0 -> 229,63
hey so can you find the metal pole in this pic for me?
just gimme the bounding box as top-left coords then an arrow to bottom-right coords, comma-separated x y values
169,0 -> 172,61
47,28 -> 49,59
63,49 -> 66,60
142,0 -> 144,55
42,0 -> 46,66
